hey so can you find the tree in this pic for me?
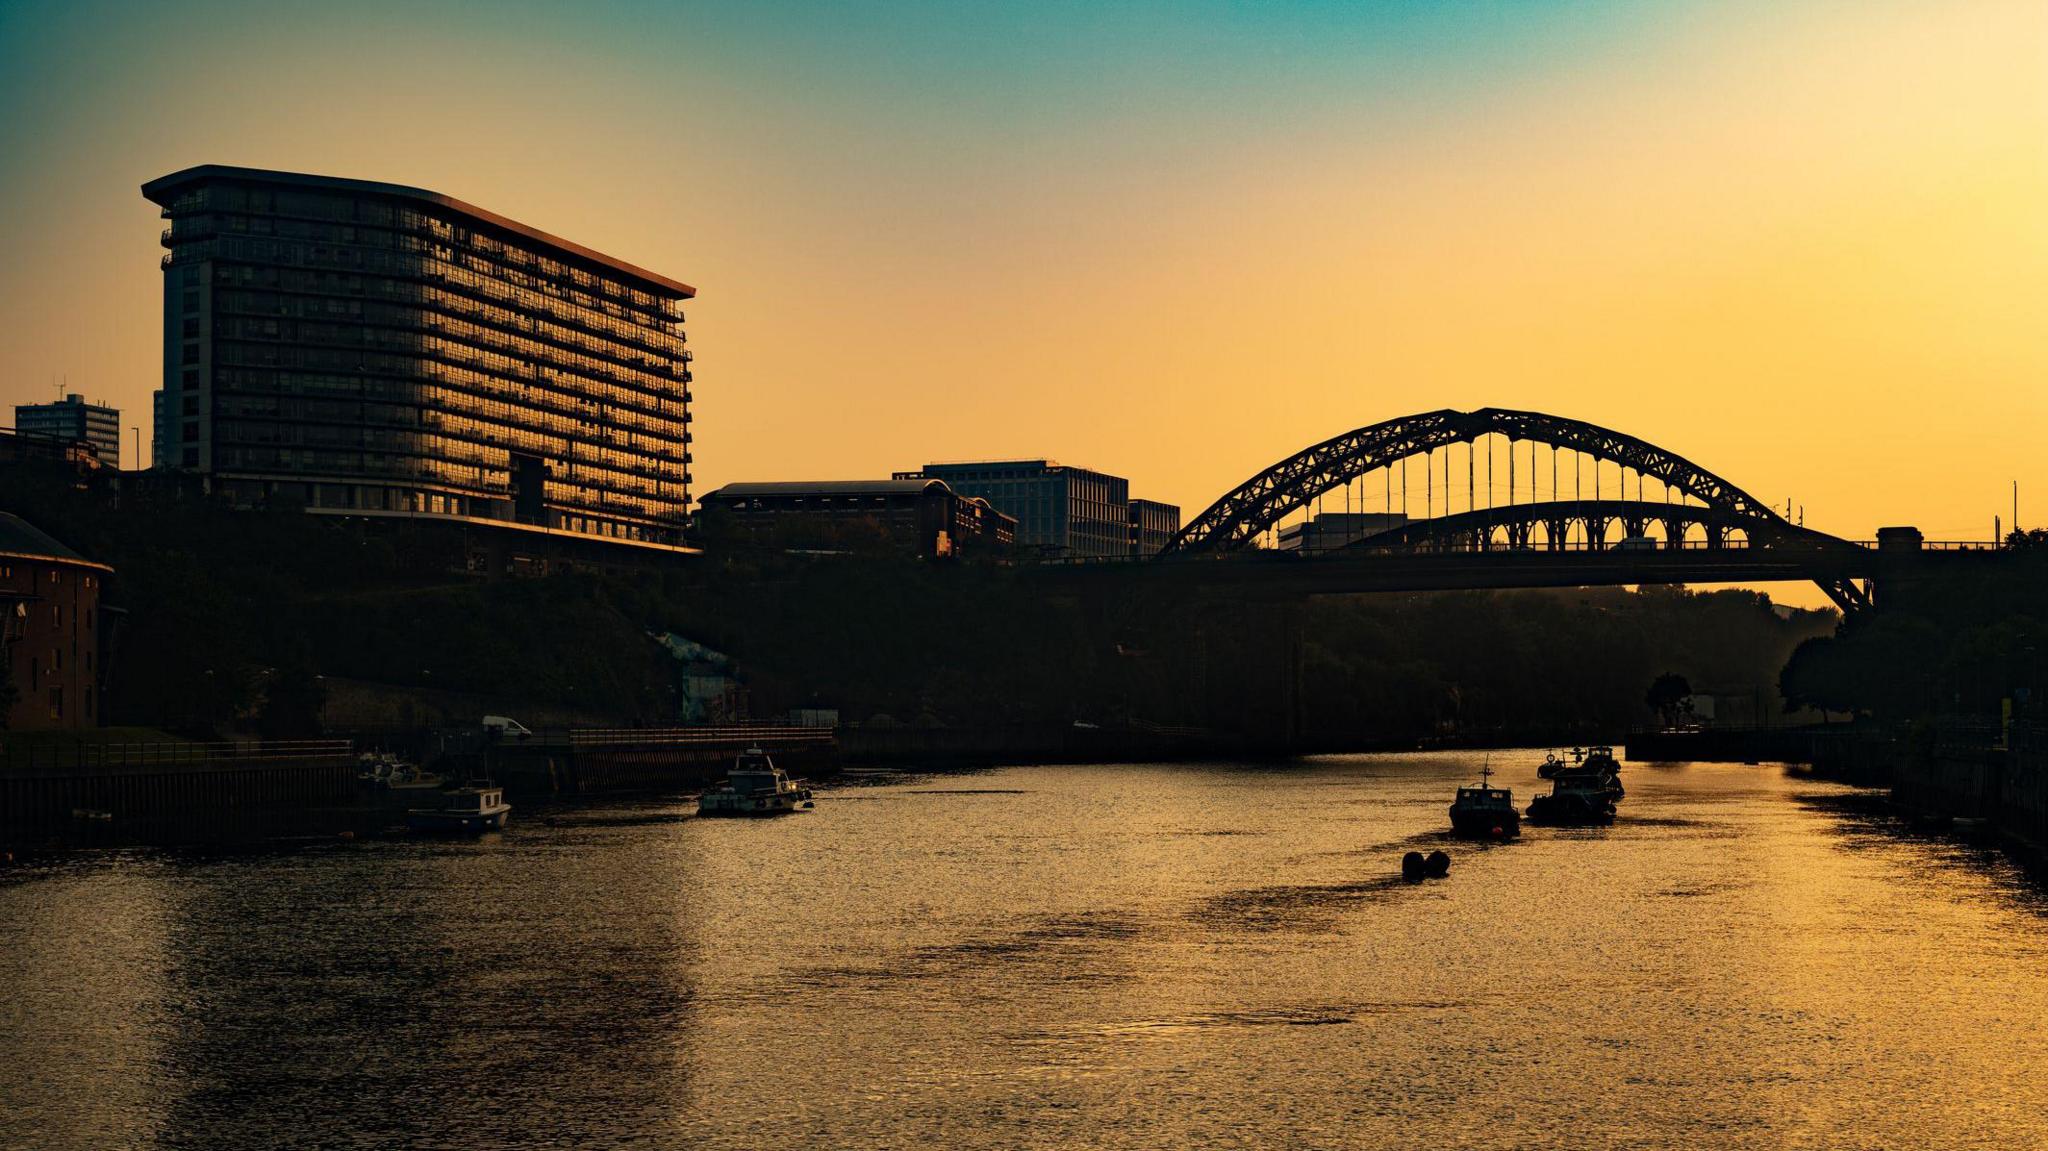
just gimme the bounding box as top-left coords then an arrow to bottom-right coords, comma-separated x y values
1779,635 -> 1858,721
256,665 -> 328,739
1644,672 -> 1692,728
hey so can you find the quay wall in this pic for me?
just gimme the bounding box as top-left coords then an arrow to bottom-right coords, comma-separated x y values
1890,724 -> 2048,852
1,743 -> 360,829
489,726 -> 838,796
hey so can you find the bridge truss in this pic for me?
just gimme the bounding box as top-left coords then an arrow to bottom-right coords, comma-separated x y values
1162,408 -> 1870,611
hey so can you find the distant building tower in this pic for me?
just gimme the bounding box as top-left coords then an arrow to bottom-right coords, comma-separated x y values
151,389 -> 167,469
13,394 -> 121,467
903,460 -> 1131,558
1128,498 -> 1180,557
142,165 -> 695,546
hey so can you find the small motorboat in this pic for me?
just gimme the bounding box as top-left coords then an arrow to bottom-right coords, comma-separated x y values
697,749 -> 814,817
407,780 -> 511,834
361,753 -> 445,798
1448,762 -> 1519,839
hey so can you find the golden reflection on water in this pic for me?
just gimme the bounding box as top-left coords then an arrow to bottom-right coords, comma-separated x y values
5,756 -> 2048,1150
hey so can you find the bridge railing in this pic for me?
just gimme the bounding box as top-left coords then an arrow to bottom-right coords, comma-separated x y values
1044,538 -> 2002,563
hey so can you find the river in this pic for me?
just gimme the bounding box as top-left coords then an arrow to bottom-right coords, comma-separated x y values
4,753 -> 2046,1150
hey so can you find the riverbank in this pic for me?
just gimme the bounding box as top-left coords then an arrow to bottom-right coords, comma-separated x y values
1627,723 -> 2048,863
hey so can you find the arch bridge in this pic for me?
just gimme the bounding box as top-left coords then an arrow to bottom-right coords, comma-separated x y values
1162,408 -> 1875,611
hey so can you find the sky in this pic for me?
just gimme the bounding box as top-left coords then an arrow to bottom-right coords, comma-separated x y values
1,0 -> 2044,603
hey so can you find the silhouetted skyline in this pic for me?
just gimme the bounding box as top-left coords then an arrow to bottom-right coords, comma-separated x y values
2,0 -> 2043,609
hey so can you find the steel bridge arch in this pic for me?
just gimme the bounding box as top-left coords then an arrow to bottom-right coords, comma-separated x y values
1165,407 -> 1791,554
1162,407 -> 1869,611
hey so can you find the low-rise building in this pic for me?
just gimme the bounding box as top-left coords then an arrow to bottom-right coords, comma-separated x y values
13,394 -> 122,468
0,514 -> 113,731
1276,512 -> 1411,552
1128,498 -> 1181,557
697,478 -> 1015,557
905,460 -> 1130,558
0,429 -> 108,472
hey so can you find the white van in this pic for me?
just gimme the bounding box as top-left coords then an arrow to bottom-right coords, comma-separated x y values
482,715 -> 534,740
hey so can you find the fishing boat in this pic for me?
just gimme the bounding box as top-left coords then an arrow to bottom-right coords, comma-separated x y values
406,780 -> 511,834
1448,762 -> 1519,839
1526,751 -> 1621,826
697,749 -> 815,817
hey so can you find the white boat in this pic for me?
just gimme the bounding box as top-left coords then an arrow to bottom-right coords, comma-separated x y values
697,749 -> 814,817
407,781 -> 511,834
360,753 -> 445,795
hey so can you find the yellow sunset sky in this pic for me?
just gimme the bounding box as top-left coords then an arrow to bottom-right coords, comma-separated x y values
1,1 -> 2043,602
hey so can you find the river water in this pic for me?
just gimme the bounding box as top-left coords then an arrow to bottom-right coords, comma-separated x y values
4,753 -> 2047,1150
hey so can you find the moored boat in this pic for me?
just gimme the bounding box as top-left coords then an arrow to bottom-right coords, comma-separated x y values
697,749 -> 814,817
407,781 -> 511,834
1526,750 -> 1621,826
1449,763 -> 1519,839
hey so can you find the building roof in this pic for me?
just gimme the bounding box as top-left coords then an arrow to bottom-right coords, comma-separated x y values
0,513 -> 111,571
142,164 -> 694,298
702,479 -> 952,500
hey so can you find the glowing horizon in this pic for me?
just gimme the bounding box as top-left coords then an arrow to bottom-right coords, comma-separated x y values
2,0 -> 2043,604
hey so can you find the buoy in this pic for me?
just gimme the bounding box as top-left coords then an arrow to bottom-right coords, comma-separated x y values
1401,851 -> 1426,882
1425,850 -> 1451,877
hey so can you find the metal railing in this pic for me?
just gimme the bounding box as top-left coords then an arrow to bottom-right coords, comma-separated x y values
563,724 -> 835,748
0,739 -> 356,775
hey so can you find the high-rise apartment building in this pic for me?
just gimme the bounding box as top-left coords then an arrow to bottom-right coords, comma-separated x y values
14,394 -> 122,467
142,165 -> 695,546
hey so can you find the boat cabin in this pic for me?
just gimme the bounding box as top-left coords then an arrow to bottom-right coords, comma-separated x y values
1456,786 -> 1515,805
446,785 -> 505,813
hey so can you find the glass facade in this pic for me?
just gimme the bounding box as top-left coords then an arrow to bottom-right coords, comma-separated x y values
1127,498 -> 1181,557
143,166 -> 694,545
907,460 -> 1131,559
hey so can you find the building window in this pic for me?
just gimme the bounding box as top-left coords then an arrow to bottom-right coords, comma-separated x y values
48,686 -> 62,720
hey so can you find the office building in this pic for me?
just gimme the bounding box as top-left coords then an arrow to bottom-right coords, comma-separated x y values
142,165 -> 695,546
698,479 -> 1015,557
1276,512 -> 1410,552
0,513 -> 111,731
904,460 -> 1131,558
1128,498 -> 1181,557
14,394 -> 121,467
